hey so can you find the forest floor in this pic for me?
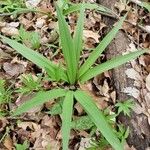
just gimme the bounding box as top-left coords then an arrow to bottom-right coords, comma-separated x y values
0,0 -> 150,150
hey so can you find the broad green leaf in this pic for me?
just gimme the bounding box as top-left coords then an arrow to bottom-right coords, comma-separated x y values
56,4 -> 77,84
13,89 -> 67,116
62,91 -> 74,150
137,1 -> 150,12
74,90 -> 123,150
63,3 -> 112,15
142,2 -> 150,12
80,49 -> 147,82
79,15 -> 126,77
73,4 -> 85,64
0,35 -> 68,82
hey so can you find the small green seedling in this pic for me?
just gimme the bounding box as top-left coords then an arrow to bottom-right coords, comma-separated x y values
16,74 -> 42,95
14,26 -> 41,49
0,0 -> 25,13
115,99 -> 134,117
0,3 -> 147,150
87,136 -> 110,150
0,0 -> 45,17
15,140 -> 29,150
116,125 -> 130,144
0,79 -> 12,105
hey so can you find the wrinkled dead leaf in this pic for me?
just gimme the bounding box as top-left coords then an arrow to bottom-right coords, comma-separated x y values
3,62 -> 25,77
123,87 -> 140,99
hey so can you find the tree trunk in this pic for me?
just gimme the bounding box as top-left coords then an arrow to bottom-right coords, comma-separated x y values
97,0 -> 150,149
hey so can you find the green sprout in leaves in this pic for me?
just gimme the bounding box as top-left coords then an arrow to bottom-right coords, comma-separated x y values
16,74 -> 43,95
116,125 -> 130,144
0,79 -> 12,105
115,99 -> 135,117
0,0 -> 25,13
14,26 -> 41,49
87,137 -> 110,150
15,140 -> 29,150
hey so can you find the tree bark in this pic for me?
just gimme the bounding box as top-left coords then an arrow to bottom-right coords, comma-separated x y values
97,0 -> 150,149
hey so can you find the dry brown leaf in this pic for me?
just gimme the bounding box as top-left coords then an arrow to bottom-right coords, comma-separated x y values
83,30 -> 100,43
115,2 -> 130,12
0,118 -> 8,132
145,92 -> 150,106
146,74 -> 150,91
3,62 -> 25,77
125,68 -> 141,81
74,102 -> 84,115
1,27 -> 19,36
26,0 -> 41,8
123,87 -> 140,99
79,82 -> 108,110
18,121 -> 38,130
78,138 -> 92,150
36,18 -> 46,28
3,136 -> 13,150
0,49 -> 11,60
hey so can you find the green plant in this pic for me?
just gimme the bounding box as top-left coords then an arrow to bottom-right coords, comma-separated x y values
0,3 -> 147,150
15,140 -> 29,150
87,125 -> 129,150
130,0 -> 150,12
14,26 -> 41,49
115,99 -> 134,116
141,2 -> 150,12
116,125 -> 130,144
0,0 -> 46,17
16,74 -> 43,95
71,116 -> 94,130
87,137 -> 110,150
0,0 -> 25,13
0,79 -> 12,105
